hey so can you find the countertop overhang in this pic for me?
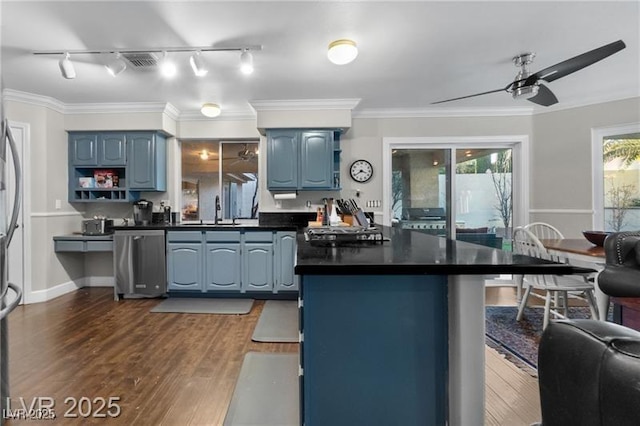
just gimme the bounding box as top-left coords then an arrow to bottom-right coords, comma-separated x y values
295,226 -> 595,276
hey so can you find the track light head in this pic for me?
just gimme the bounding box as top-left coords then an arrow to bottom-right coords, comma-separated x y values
104,52 -> 127,77
160,51 -> 177,78
240,50 -> 253,75
189,51 -> 208,77
59,52 -> 76,79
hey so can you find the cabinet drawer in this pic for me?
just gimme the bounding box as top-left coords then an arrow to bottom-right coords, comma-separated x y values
244,231 -> 274,242
206,231 -> 241,242
55,240 -> 85,252
167,231 -> 203,242
86,241 -> 114,252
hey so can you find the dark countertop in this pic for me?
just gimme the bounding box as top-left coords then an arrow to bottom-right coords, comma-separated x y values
295,225 -> 595,275
110,223 -> 297,232
53,234 -> 114,240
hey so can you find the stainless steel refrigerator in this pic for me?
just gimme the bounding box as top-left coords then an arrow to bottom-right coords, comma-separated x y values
0,103 -> 24,423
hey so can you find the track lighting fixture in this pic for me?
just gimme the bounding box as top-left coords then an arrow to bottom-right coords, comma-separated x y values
201,103 -> 221,118
104,52 -> 127,77
240,49 -> 254,75
189,51 -> 208,77
327,39 -> 358,65
58,52 -> 76,79
160,51 -> 177,78
35,45 -> 262,79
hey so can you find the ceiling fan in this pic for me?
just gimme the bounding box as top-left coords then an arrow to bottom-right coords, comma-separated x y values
432,39 -> 626,107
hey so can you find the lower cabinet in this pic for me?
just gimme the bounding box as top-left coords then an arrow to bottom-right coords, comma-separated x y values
205,243 -> 242,291
167,243 -> 203,291
166,230 -> 297,294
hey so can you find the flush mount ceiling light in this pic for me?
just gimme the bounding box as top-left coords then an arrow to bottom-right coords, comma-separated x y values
327,39 -> 358,65
34,45 -> 262,79
201,103 -> 221,118
104,52 -> 127,77
58,52 -> 76,79
189,51 -> 208,77
240,49 -> 254,75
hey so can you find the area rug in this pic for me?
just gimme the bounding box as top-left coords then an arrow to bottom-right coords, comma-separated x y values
485,306 -> 595,371
223,352 -> 299,426
150,298 -> 254,314
252,300 -> 299,343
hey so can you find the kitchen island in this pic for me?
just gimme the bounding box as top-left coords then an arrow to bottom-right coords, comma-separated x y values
295,225 -> 592,426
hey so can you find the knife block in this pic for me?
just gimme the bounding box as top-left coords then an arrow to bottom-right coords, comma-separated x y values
341,214 -> 354,226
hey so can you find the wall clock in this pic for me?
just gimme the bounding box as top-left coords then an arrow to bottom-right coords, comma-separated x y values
349,159 -> 373,183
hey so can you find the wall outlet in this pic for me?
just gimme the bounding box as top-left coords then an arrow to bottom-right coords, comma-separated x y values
55,199 -> 61,210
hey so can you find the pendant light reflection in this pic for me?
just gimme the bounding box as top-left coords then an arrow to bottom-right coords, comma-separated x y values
189,51 -> 208,77
59,52 -> 76,79
327,39 -> 358,65
104,52 -> 127,77
201,103 -> 221,118
240,50 -> 254,75
199,149 -> 210,160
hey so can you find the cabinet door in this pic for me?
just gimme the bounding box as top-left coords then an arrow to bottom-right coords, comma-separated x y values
167,243 -> 203,291
242,243 -> 273,292
267,130 -> 298,189
70,133 -> 99,166
275,232 -> 298,292
300,131 -> 333,189
99,133 -> 127,166
205,243 -> 241,291
128,132 -> 157,189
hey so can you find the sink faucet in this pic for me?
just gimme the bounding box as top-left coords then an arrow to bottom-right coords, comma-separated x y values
215,195 -> 221,224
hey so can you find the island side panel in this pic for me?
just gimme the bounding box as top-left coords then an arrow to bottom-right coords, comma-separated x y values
448,275 -> 486,426
300,275 -> 448,426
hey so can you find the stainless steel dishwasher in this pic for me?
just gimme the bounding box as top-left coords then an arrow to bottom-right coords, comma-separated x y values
114,229 -> 166,300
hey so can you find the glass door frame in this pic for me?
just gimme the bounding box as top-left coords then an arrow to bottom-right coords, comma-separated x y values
382,135 -> 530,239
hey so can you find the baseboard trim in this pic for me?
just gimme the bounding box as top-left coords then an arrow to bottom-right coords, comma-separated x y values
25,276 -> 114,304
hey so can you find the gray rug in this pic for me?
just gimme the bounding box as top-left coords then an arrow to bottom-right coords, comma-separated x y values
223,352 -> 299,426
150,298 -> 254,314
252,300 -> 299,343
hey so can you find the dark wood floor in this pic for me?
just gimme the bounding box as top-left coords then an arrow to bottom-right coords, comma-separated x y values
5,288 -> 296,425
5,286 -> 539,425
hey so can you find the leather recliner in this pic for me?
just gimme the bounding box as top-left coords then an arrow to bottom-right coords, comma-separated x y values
598,231 -> 640,297
538,319 -> 640,425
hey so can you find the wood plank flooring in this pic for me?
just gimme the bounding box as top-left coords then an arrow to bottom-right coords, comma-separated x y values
5,287 -> 541,425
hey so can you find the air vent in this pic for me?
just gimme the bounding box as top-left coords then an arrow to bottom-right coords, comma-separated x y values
121,52 -> 158,68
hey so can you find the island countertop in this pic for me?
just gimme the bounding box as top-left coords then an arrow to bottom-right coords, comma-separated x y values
295,225 -> 594,275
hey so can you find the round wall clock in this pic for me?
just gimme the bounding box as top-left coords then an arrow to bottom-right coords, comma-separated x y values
349,159 -> 373,183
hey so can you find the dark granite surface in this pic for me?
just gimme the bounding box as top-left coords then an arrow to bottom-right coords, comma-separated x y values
109,223 -> 296,232
295,225 -> 595,275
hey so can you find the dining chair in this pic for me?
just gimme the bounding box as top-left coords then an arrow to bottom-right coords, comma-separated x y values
524,222 -> 565,241
512,226 -> 599,329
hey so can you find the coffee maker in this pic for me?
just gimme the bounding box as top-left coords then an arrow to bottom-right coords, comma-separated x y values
133,199 -> 153,225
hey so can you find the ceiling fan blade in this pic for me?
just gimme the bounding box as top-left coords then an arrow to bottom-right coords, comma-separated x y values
527,84 -> 558,107
431,86 -> 509,105
526,40 -> 626,85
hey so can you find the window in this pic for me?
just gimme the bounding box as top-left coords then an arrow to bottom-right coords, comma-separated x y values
180,140 -> 259,222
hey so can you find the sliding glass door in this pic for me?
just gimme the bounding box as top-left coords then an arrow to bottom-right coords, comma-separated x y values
386,137 -> 523,250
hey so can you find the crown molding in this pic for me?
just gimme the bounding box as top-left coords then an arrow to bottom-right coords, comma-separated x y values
530,92 -> 640,115
353,106 -> 534,119
2,89 -> 65,114
249,98 -> 361,112
179,109 -> 256,121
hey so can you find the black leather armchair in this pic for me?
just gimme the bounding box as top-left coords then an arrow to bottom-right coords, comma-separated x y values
538,319 -> 640,425
598,231 -> 640,297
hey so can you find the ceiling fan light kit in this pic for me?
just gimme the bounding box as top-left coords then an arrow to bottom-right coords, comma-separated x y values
432,39 -> 626,107
201,103 -> 222,118
327,39 -> 358,65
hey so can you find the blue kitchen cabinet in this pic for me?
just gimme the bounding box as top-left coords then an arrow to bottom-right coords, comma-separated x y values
274,231 -> 298,292
70,133 -> 99,166
299,131 -> 334,189
99,133 -> 127,166
127,132 -> 167,191
242,243 -> 274,292
267,129 -> 340,191
267,130 -> 298,189
205,243 -> 242,291
167,243 -> 203,291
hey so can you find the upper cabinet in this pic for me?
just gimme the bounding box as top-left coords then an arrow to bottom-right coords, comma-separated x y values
68,131 -> 166,203
267,129 -> 341,191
